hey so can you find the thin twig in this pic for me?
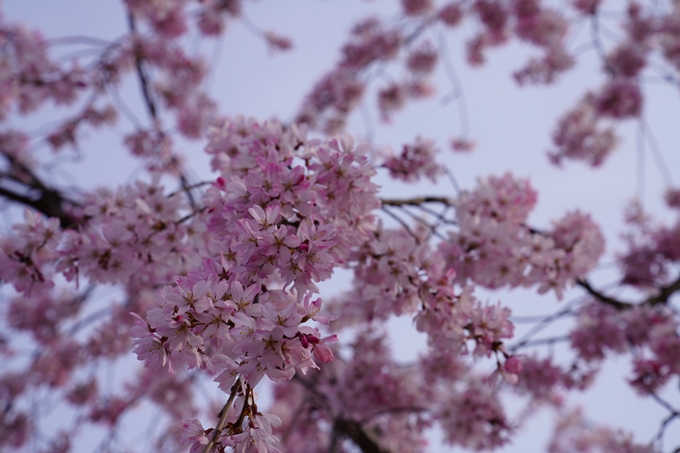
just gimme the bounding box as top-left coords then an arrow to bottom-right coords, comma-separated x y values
639,117 -> 674,186
168,181 -> 212,198
444,168 -> 461,195
203,381 -> 240,453
392,205 -> 451,242
576,279 -> 632,309
46,35 -> 112,47
408,203 -> 457,225
380,206 -> 419,243
332,418 -> 390,453
509,297 -> 583,353
513,336 -> 570,349
436,27 -> 470,139
127,13 -> 158,122
589,15 -> 614,75
381,196 -> 451,207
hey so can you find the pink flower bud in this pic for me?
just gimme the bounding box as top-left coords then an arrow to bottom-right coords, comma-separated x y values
313,343 -> 333,363
504,356 -> 523,374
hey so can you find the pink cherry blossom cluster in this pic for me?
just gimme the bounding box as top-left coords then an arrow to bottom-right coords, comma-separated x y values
513,355 -> 597,405
2,283 -> 205,450
325,218 -> 519,366
0,209 -> 61,295
56,179 -> 199,289
618,200 -> 680,290
548,3 -> 652,167
467,0 -> 573,85
664,187 -> 680,210
382,136 -> 442,183
548,98 -> 618,167
265,331 -> 516,452
548,76 -> 643,166
0,0 -> 222,161
295,0 -> 577,137
294,0 -> 680,170
440,174 -> 604,298
0,20 -> 87,118
128,117 -> 380,452
548,409 -> 656,453
511,0 -> 573,85
126,0 -> 243,40
569,300 -> 680,394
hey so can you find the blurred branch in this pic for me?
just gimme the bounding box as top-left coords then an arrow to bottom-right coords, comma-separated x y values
509,298 -> 581,353
380,206 -> 420,243
127,13 -> 158,122
576,279 -> 631,309
294,375 -> 388,453
332,418 -> 390,453
0,153 -> 77,228
513,336 -> 569,349
46,35 -> 112,47
577,274 -> 680,310
127,11 -> 200,210
646,275 -> 680,305
381,196 -> 451,206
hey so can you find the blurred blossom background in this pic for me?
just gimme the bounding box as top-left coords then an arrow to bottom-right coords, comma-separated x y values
3,0 -> 679,451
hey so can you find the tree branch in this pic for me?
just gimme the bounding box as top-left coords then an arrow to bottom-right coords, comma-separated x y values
332,418 -> 390,453
203,381 -> 240,453
646,275 -> 680,306
293,375 -> 389,453
127,13 -> 158,122
576,279 -> 632,309
577,274 -> 680,310
0,176 -> 76,228
380,196 -> 452,207
380,206 -> 420,243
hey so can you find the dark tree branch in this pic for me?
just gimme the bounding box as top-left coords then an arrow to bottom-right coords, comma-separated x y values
577,274 -> 680,310
576,279 -> 631,309
293,375 -> 389,453
126,12 -> 200,210
0,172 -> 76,228
388,205 -> 451,243
380,196 -> 451,206
332,418 -> 390,453
646,275 -> 680,306
127,13 -> 158,122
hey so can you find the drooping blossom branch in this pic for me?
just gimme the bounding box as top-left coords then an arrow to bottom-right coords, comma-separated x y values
1,1 -> 680,453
